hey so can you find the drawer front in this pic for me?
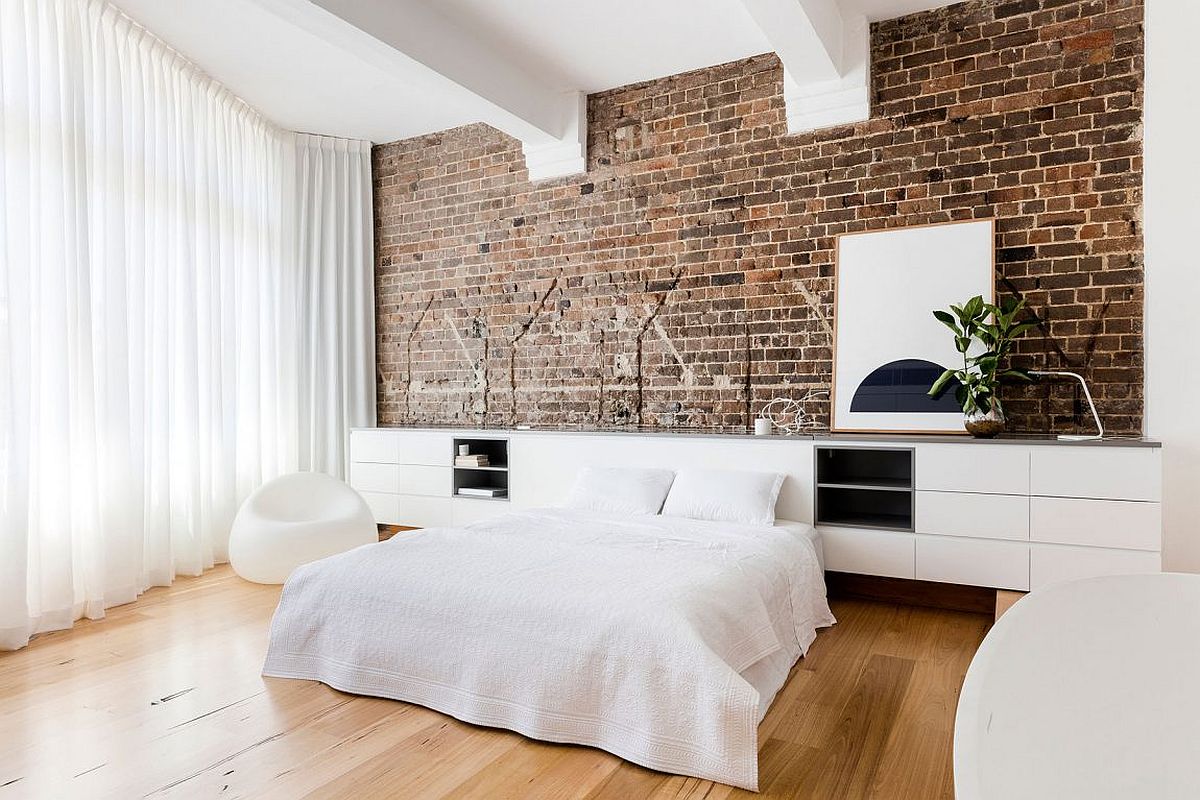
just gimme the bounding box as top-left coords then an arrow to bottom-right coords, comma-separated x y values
397,433 -> 452,466
1030,497 -> 1161,551
359,491 -> 401,525
1030,544 -> 1162,591
916,444 -> 1029,494
350,430 -> 400,464
350,462 -> 400,494
1030,446 -> 1161,501
819,527 -> 915,580
398,465 -> 451,497
397,496 -> 452,528
916,535 -> 1029,591
916,491 -> 1029,541
451,498 -> 511,526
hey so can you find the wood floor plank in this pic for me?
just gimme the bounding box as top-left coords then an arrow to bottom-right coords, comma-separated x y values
867,609 -> 991,800
0,565 -> 988,800
286,717 -> 523,799
437,738 -> 619,800
766,601 -> 898,748
792,653 -> 917,800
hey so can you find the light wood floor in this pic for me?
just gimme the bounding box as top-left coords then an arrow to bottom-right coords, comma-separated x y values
0,565 -> 990,799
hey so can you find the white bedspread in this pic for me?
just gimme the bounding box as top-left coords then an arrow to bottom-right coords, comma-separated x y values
262,509 -> 833,790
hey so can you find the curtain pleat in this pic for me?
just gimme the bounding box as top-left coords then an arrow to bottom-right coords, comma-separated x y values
0,0 -> 375,650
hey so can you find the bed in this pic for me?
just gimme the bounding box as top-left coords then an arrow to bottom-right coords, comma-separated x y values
262,506 -> 832,791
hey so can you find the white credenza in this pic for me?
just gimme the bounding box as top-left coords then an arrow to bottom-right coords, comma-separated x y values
348,427 -> 1162,593
348,429 -> 513,528
816,440 -> 1162,592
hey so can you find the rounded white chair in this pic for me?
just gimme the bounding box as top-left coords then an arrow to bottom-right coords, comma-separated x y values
955,573 -> 1200,800
229,472 -> 377,584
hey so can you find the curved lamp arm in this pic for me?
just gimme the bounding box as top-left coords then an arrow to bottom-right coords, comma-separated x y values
1028,370 -> 1103,441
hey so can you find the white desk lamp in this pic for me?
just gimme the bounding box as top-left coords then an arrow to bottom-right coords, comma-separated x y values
1028,370 -> 1103,441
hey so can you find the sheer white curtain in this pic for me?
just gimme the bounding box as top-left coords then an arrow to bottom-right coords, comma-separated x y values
287,134 -> 376,477
0,0 -> 374,650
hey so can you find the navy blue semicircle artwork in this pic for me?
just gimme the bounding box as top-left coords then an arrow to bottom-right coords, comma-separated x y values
849,359 -> 963,413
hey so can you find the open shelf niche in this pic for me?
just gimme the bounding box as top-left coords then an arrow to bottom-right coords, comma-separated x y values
815,446 -> 914,531
452,437 -> 509,501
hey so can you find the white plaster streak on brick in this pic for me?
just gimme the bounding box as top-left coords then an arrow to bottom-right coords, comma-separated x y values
508,273 -> 562,423
403,295 -> 435,416
634,264 -> 686,424
445,310 -> 488,419
651,316 -> 697,388
793,279 -> 834,340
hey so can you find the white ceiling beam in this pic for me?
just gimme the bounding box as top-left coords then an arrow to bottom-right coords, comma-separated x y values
740,0 -> 845,81
261,0 -> 586,179
739,0 -> 871,133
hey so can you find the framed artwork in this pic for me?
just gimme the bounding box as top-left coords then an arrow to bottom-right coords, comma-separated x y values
831,218 -> 995,434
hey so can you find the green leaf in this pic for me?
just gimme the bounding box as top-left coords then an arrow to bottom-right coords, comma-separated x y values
933,310 -> 961,335
928,369 -> 958,398
1008,322 -> 1039,339
965,295 -> 985,320
1000,296 -> 1024,316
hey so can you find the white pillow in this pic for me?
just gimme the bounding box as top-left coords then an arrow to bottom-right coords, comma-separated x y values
660,468 -> 785,526
562,466 -> 676,516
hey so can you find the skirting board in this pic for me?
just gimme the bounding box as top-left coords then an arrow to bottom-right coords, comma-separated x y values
825,571 -> 996,615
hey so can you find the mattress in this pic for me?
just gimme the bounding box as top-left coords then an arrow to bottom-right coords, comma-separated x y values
263,508 -> 833,790
777,518 -> 825,572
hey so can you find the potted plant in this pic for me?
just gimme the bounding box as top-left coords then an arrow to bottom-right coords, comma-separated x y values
928,295 -> 1035,437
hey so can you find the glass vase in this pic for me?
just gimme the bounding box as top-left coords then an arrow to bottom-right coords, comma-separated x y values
964,406 -> 1006,438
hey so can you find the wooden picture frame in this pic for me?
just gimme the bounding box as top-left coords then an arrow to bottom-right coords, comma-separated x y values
830,218 -> 996,434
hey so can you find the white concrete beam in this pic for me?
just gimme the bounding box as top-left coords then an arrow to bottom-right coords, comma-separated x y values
739,0 -> 871,133
740,0 -> 845,81
263,0 -> 586,178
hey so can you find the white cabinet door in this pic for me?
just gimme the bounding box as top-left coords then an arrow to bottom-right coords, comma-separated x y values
359,491 -> 401,525
396,433 -> 453,467
1030,447 -> 1161,501
397,496 -> 452,528
451,498 -> 511,526
917,444 -> 1029,495
1030,544 -> 1161,590
397,465 -> 451,497
916,535 -> 1029,591
350,430 -> 400,464
350,462 -> 400,494
916,491 -> 1029,541
819,527 -> 915,579
1030,497 -> 1162,551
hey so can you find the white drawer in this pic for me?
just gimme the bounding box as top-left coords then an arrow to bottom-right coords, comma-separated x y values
819,527 -> 915,580
396,433 -> 452,466
398,465 -> 451,497
359,491 -> 401,525
1030,446 -> 1161,501
916,535 -> 1029,591
350,430 -> 400,464
350,462 -> 400,494
1030,543 -> 1161,591
451,498 -> 511,526
1030,497 -> 1161,551
916,491 -> 1029,541
917,444 -> 1029,494
397,496 -> 452,528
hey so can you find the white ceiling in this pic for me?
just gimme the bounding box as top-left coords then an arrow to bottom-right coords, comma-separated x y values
429,1 -> 773,94
108,0 -> 953,145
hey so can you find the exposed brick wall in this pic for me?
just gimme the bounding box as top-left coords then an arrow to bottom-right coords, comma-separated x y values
373,0 -> 1144,435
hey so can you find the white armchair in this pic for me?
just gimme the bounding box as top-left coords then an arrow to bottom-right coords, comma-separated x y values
228,472 -> 377,584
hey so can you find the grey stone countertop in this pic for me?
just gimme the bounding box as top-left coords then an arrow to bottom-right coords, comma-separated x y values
352,424 -> 1161,448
